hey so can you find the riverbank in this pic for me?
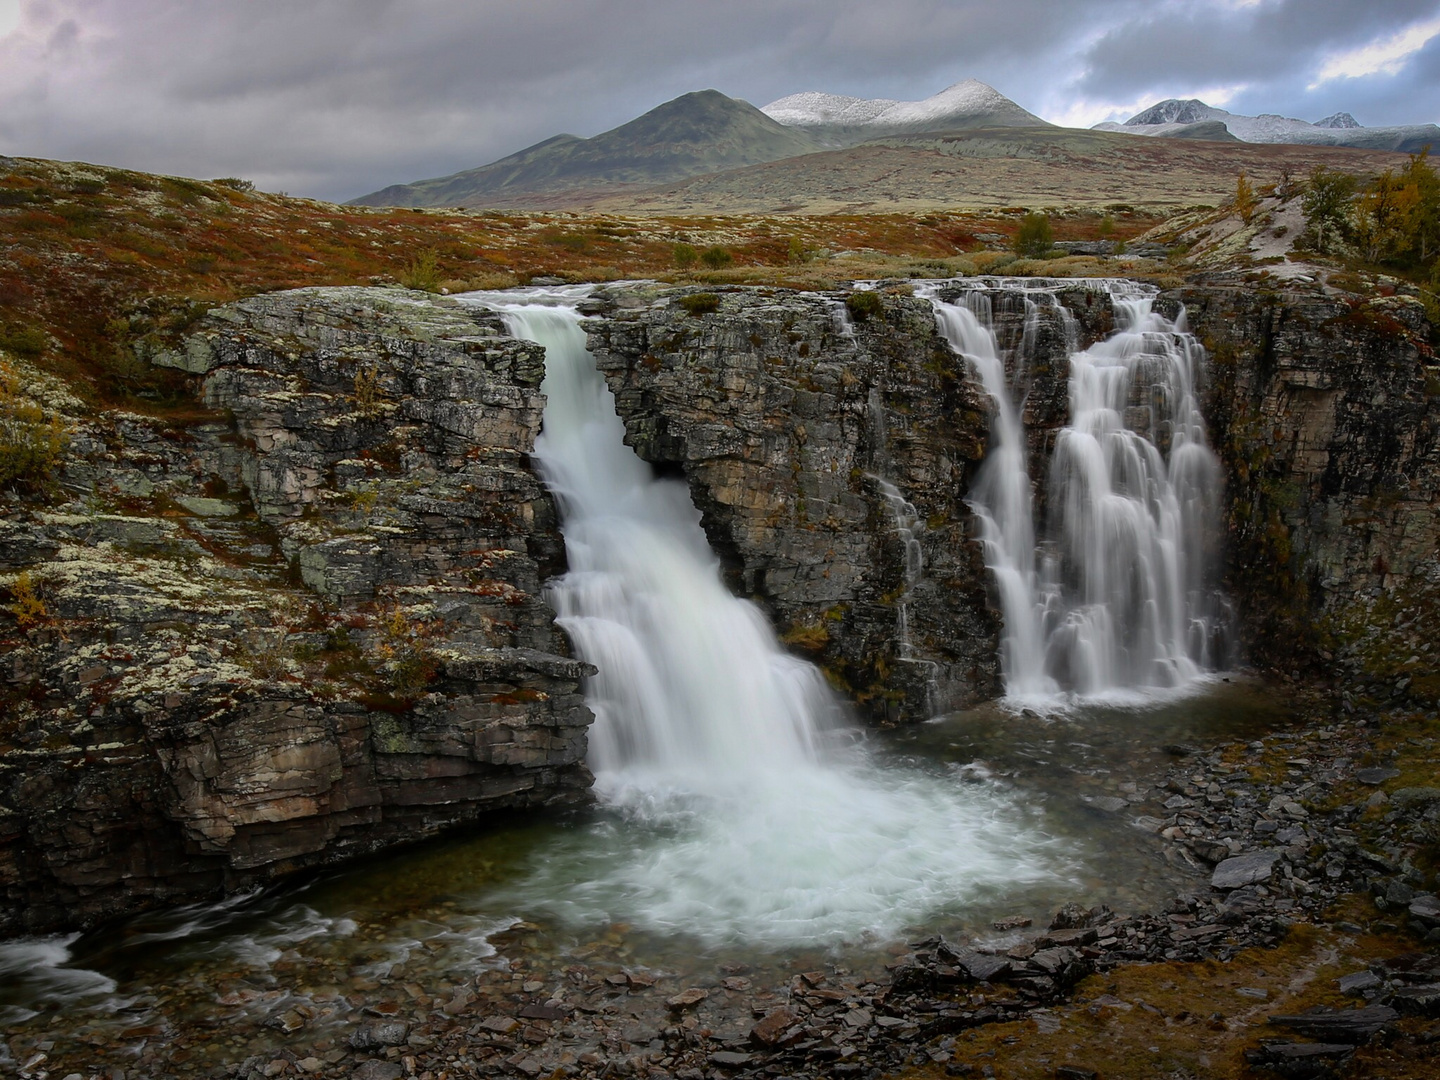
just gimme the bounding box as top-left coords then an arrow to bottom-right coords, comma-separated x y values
5,684 -> 1438,1080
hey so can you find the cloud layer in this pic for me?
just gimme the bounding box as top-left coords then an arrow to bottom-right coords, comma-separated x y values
0,0 -> 1436,202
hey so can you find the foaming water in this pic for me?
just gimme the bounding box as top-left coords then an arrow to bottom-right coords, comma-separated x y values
476,287 -> 1070,945
926,280 -> 1229,708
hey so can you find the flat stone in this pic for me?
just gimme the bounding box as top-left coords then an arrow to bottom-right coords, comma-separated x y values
1041,927 -> 1098,947
993,916 -> 1032,931
954,950 -> 1012,982
708,1051 -> 752,1068
1087,796 -> 1129,813
1211,851 -> 1280,890
1355,767 -> 1401,784
666,987 -> 709,1010
1392,787 -> 1440,809
750,1007 -> 799,1047
175,496 -> 240,517
1337,971 -> 1381,996
479,1015 -> 519,1034
351,1064 -> 403,1080
1391,985 -> 1440,1018
519,1003 -> 569,1021
1268,1005 -> 1397,1042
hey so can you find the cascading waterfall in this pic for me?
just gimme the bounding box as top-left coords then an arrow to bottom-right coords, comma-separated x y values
929,280 -> 1227,704
476,287 -> 1066,946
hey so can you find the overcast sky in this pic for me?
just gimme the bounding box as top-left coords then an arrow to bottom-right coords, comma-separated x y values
2,0 -> 1438,203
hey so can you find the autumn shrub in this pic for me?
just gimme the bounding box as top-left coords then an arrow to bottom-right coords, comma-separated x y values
0,360 -> 69,496
399,249 -> 442,291
1012,213 -> 1053,258
677,292 -> 721,315
5,572 -> 48,627
672,242 -> 698,269
846,291 -> 883,322
700,245 -> 734,269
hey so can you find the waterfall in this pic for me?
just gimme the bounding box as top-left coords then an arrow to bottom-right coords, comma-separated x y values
928,280 -> 1227,704
470,287 -> 1065,946
495,291 -> 835,794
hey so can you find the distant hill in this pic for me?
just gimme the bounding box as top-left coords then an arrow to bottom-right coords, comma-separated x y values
1095,98 -> 1439,154
572,126 -> 1411,215
761,79 -> 1050,146
350,90 -> 825,208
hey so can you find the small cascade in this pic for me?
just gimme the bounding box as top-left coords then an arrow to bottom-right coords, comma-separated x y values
865,389 -> 939,710
927,280 -> 1228,703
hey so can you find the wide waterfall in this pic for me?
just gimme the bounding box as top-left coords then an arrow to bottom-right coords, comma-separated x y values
929,281 -> 1227,704
479,287 -> 1067,946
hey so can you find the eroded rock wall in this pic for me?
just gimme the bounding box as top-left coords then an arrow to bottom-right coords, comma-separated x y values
0,288 -> 594,935
583,287 -> 1003,720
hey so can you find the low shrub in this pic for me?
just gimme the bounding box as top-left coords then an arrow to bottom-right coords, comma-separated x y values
700,245 -> 733,269
677,292 -> 721,315
0,360 -> 68,496
845,291 -> 883,322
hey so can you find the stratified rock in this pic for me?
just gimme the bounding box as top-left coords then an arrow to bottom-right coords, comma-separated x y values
0,287 -> 594,936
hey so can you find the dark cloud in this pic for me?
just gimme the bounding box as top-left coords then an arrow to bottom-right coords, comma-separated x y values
0,0 -> 1436,202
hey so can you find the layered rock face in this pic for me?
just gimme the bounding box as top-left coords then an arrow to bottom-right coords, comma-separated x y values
583,287 -> 1004,721
1179,287 -> 1440,698
0,288 -> 593,936
584,281 -> 1438,713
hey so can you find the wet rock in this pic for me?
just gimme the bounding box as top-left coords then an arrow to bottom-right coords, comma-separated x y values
1212,851 -> 1280,889
479,1015 -> 520,1035
666,988 -> 708,1010
750,1007 -> 800,1048
707,1050 -> 752,1068
350,1021 -> 409,1050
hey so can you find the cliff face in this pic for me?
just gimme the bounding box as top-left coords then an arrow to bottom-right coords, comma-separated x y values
585,281 -> 1439,715
583,287 -> 1003,721
1178,287 -> 1440,701
0,288 -> 594,936
3,278 -> 1434,935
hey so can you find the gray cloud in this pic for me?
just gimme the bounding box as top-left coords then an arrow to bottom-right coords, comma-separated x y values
0,0 -> 1436,202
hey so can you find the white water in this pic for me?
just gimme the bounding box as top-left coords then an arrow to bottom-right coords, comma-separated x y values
929,281 -> 1226,705
481,287 -> 1068,945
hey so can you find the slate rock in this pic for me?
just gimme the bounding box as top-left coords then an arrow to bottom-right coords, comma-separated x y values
1246,1041 -> 1354,1079
666,988 -> 709,1010
1391,984 -> 1440,1018
1355,767 -> 1400,785
351,1064 -> 403,1080
1267,1005 -> 1397,1042
1336,971 -> 1381,996
708,1050 -> 752,1068
1212,851 -> 1280,889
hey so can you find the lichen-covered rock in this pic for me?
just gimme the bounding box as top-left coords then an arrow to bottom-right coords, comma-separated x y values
0,287 -> 594,936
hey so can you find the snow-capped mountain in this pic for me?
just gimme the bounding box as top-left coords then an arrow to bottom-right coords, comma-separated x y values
1095,99 -> 1438,153
762,79 -> 1050,143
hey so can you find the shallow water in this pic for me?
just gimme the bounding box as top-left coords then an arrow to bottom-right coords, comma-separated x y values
0,679 -> 1292,1066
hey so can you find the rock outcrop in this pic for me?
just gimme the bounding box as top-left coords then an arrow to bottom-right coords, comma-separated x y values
0,288 -> 594,935
583,286 -> 1003,721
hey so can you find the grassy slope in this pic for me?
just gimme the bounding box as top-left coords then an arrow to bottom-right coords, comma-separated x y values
0,154 -> 1163,410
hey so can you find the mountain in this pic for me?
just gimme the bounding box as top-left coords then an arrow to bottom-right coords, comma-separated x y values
350,90 -> 825,208
1095,99 -> 1439,154
761,79 -> 1050,145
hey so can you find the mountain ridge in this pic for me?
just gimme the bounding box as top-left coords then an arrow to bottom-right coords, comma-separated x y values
1096,97 -> 1438,154
350,90 -> 824,208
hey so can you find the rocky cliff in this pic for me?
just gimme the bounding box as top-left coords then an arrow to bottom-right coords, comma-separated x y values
583,286 -> 1003,721
584,280 -> 1438,715
0,288 -> 594,936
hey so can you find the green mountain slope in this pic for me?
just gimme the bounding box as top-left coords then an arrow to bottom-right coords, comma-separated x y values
350,90 -> 826,208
